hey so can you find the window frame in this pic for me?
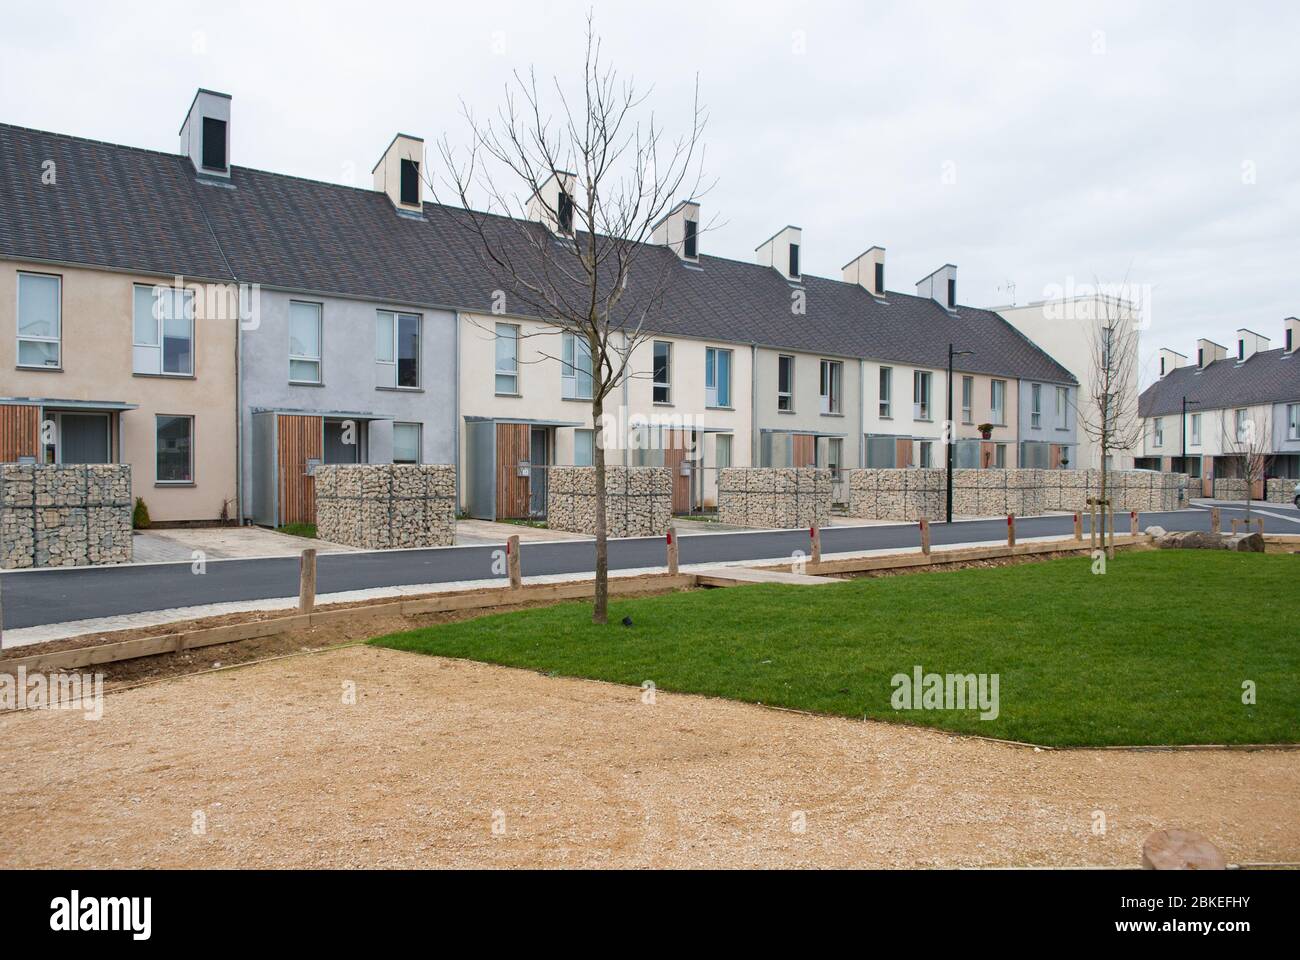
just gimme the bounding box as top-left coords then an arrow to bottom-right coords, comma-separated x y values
918,439 -> 933,469
990,379 -> 1007,426
154,413 -> 195,486
1153,417 -> 1164,448
788,243 -> 800,279
912,370 -> 932,421
715,432 -> 733,470
1234,408 -> 1248,443
1055,386 -> 1069,430
705,346 -> 733,408
574,428 -> 595,466
777,354 -> 795,412
288,299 -> 323,385
819,359 -> 842,415
201,116 -> 228,172
391,421 -> 422,464
561,331 -> 594,401
879,366 -> 892,418
961,375 -> 973,424
1030,383 -> 1042,429
375,310 -> 421,390
652,340 -> 672,404
493,322 -> 519,396
16,271 -> 63,370
132,283 -> 195,378
1288,404 -> 1300,442
399,158 -> 420,206
683,219 -> 698,260
1191,412 -> 1202,446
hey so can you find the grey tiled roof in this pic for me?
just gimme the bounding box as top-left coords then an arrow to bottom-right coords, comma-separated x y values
0,121 -> 1075,384
1139,349 -> 1300,417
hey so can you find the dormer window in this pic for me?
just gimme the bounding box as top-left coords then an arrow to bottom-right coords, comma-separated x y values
683,219 -> 698,259
947,278 -> 956,308
1288,328 -> 1294,351
1159,356 -> 1165,375
557,190 -> 575,234
201,117 -> 227,171
788,243 -> 800,279
875,262 -> 885,295
1238,339 -> 1244,360
400,159 -> 420,207
1198,347 -> 1204,367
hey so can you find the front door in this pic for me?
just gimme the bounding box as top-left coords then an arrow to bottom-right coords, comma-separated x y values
529,427 -> 549,518
324,419 -> 363,464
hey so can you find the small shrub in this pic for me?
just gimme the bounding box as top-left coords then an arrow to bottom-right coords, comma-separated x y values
132,496 -> 151,530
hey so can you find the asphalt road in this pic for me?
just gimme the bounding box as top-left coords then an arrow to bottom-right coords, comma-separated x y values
2,504 -> 1296,631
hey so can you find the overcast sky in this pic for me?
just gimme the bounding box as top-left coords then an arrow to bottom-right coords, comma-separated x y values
3,0 -> 1297,384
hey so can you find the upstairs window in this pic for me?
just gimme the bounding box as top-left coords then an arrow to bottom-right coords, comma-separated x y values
819,359 -> 842,415
557,189 -> 574,234
133,284 -> 194,377
1238,339 -> 1245,360
912,370 -> 931,420
562,332 -> 594,400
17,272 -> 61,369
1030,383 -> 1042,429
653,341 -> 672,403
1234,408 -> 1248,442
879,366 -> 892,418
683,220 -> 698,259
961,376 -> 973,424
376,311 -> 420,388
874,261 -> 885,295
201,117 -> 227,171
1288,404 -> 1299,441
990,379 -> 1007,425
1191,413 -> 1202,446
288,301 -> 322,384
1153,417 -> 1164,447
777,355 -> 795,412
788,243 -> 800,278
705,347 -> 732,408
947,277 -> 956,308
400,158 -> 420,206
494,323 -> 518,395
1055,386 -> 1068,429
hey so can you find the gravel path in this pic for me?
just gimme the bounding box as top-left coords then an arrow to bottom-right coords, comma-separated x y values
1,646 -> 1296,869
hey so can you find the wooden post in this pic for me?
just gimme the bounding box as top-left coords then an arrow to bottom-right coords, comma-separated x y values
809,524 -> 822,565
1230,518 -> 1241,535
666,527 -> 679,576
1130,510 -> 1138,538
298,548 -> 317,614
507,534 -> 522,589
1006,514 -> 1016,549
1210,507 -> 1221,533
919,518 -> 931,556
1073,512 -> 1082,542
1254,517 -> 1264,536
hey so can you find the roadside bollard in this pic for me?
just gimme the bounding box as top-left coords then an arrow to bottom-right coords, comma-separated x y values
919,518 -> 931,556
1230,518 -> 1241,535
507,534 -> 522,589
666,527 -> 679,577
1130,511 -> 1138,538
298,548 -> 317,614
1254,518 -> 1265,536
810,524 -> 822,565
1073,512 -> 1082,542
1210,507 -> 1221,533
1007,514 -> 1016,549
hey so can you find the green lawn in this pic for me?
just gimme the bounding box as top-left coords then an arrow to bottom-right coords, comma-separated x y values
276,523 -> 317,539
370,552 -> 1298,747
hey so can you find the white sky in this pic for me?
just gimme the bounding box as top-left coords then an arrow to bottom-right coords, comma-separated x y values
3,0 -> 1298,384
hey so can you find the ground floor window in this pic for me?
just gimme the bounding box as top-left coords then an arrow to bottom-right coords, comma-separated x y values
574,428 -> 594,466
918,440 -> 933,468
156,414 -> 193,483
715,433 -> 732,469
392,422 -> 421,464
994,443 -> 1006,469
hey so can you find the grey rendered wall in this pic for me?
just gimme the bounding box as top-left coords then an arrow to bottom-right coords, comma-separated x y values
1270,401 -> 1300,453
1018,380 -> 1077,446
240,290 -> 457,521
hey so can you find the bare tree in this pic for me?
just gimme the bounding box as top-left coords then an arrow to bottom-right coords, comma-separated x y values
1078,294 -> 1143,554
431,17 -> 708,624
1218,407 -> 1272,522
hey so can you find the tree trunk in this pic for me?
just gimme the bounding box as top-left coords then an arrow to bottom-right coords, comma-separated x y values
1098,443 -> 1108,555
592,392 -> 609,625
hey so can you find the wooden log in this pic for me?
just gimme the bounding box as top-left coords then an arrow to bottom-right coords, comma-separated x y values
506,534 -> 522,589
1007,514 -> 1016,548
919,518 -> 931,556
1141,828 -> 1226,870
666,527 -> 679,577
298,548 -> 317,615
809,524 -> 822,564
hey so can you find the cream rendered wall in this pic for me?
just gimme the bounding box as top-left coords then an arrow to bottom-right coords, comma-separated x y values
997,297 -> 1139,470
1,260 -> 239,522
458,313 -> 753,509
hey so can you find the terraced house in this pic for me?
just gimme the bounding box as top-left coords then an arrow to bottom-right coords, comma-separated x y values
1139,318 -> 1300,497
3,87 -> 1083,529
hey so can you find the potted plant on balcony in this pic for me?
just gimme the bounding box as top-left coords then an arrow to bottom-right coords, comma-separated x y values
977,423 -> 994,440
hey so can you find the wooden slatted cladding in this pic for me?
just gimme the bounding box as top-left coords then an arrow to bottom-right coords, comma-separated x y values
895,438 -> 913,469
0,404 -> 40,462
792,433 -> 817,468
496,422 -> 531,519
277,414 -> 322,526
664,429 -> 692,513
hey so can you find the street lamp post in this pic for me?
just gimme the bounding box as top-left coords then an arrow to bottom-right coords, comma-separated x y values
946,343 -> 974,523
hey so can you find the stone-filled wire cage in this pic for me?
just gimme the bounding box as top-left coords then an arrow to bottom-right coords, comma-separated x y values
546,466 -> 673,538
314,464 -> 456,550
717,468 -> 833,529
1,463 -> 133,569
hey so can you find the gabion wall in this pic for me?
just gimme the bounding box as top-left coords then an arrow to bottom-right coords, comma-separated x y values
546,466 -> 672,538
1265,478 -> 1298,504
717,468 -> 833,529
847,468 -> 1186,521
314,464 -> 456,550
1212,478 -> 1250,501
1,464 -> 133,569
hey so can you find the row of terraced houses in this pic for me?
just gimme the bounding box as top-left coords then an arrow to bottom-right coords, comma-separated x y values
5,89 -> 1286,527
